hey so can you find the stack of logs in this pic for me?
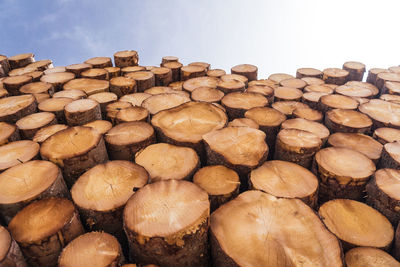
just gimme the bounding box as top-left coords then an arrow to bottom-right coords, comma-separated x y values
1,51 -> 400,267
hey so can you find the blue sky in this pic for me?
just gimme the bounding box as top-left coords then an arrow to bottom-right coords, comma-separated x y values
1,0 -> 400,77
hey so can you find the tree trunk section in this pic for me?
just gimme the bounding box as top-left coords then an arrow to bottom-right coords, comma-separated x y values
322,68 -> 349,85
231,64 -> 257,81
161,61 -> 182,82
0,140 -> 39,172
64,99 -> 102,126
3,75 -> 32,96
84,57 -> 112,68
38,97 -> 73,124
296,67 -> 323,79
114,51 -> 139,68
221,92 -> 268,120
65,63 -> 92,78
16,112 -> 57,139
0,122 -> 20,145
8,53 -> 35,69
110,77 -> 137,97
342,61 -> 366,81
125,71 -> 155,92
0,225 -> 27,267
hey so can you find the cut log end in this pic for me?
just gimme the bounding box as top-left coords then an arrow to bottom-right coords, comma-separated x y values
345,247 -> 400,267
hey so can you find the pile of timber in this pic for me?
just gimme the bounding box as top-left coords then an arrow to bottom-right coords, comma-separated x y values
1,51 -> 400,267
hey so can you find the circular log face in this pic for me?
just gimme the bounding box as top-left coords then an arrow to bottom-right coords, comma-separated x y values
193,165 -> 239,195
301,77 -> 325,85
320,94 -> 359,110
281,118 -> 329,142
33,124 -> 68,143
105,121 -> 154,147
304,84 -> 333,94
221,92 -> 268,110
59,232 -> 122,267
211,191 -> 343,266
38,97 -> 73,112
326,109 -> 372,132
373,169 -> 400,201
296,68 -> 323,78
228,118 -> 258,129
0,122 -> 17,144
374,127 -> 400,144
245,107 -> 286,127
345,247 -> 400,267
16,112 -> 55,131
0,95 -> 36,121
359,99 -> 400,129
0,140 -> 39,171
293,107 -> 323,122
72,160 -> 148,211
141,93 -> 191,115
151,101 -> 227,143
182,77 -> 218,92
319,199 -> 393,249
124,180 -> 209,238
0,226 -> 11,262
271,101 -> 309,116
268,73 -> 294,83
63,78 -> 109,95
191,87 -> 224,103
84,120 -> 112,135
20,81 -> 53,95
53,89 -> 87,100
40,72 -> 75,84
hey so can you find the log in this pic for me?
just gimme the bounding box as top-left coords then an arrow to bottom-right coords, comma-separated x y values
106,101 -> 133,123
274,128 -> 322,169
40,72 -> 75,91
125,71 -> 155,92
293,107 -> 323,122
274,86 -> 303,102
121,66 -> 146,76
81,68 -> 108,80
279,78 -> 307,89
0,160 -> 69,223
114,50 -> 139,67
145,86 -> 187,96
301,76 -> 325,85
88,92 -> 118,117
374,127 -> 400,144
383,81 -> 400,95
366,168 -> 400,225
359,99 -> 400,130
161,56 -> 178,64
83,120 -> 112,135
345,247 -> 400,267
271,101 -> 309,117
304,84 -> 334,94
33,124 -> 68,144
189,62 -> 210,71
44,66 -> 66,75
71,160 -> 147,243
64,99 -> 102,126
328,132 -> 382,164
135,143 -> 199,182
268,73 -> 294,83
16,111 -> 57,139
301,92 -> 330,110
182,76 -> 218,93
0,140 -> 39,171
104,66 -> 121,79
0,55 -> 10,76
376,72 -> 400,92
190,87 -> 224,103
84,57 -> 112,68
161,61 -> 182,82
110,76 -> 137,97
40,126 -> 108,187
0,225 -> 27,267
202,126 -> 268,184
25,70 -> 43,82
180,65 -> 206,81
381,94 -> 400,104
281,118 -> 329,144
221,92 -> 268,120
168,81 -> 184,91
65,63 -> 92,77
8,53 -> 34,69
367,68 -> 389,85
105,121 -> 155,160
8,198 -> 85,267
390,66 -> 400,73
216,79 -> 245,94
206,69 -> 226,78
246,85 -> 274,103
319,94 -> 359,113
0,95 -> 37,123
248,79 -> 277,89
231,64 -> 257,81
380,142 -> 400,169
249,160 -> 318,208
193,165 -> 239,212
151,102 -> 227,159
221,73 -> 248,87
38,97 -> 73,123
325,108 -> 372,134
123,180 -> 210,267
319,199 -> 393,251
228,118 -> 258,129
63,78 -> 109,95
313,147 -> 375,203
322,68 -> 349,85
296,67 -> 323,78
23,59 -> 52,72
115,106 -> 149,123
342,61 -> 366,81
141,93 -> 191,115
211,190 -> 343,266
19,81 -> 54,102
3,75 -> 32,95
58,232 -> 125,267
53,89 -> 87,100
345,80 -> 379,96
0,122 -> 20,145
150,67 -> 172,86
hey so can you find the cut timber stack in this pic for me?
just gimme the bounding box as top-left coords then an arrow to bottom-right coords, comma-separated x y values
0,225 -> 27,267
123,180 -> 210,267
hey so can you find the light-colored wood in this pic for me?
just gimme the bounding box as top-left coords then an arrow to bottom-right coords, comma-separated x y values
246,85 -> 274,103
121,66 -> 146,76
271,101 -> 309,117
8,198 -> 85,267
250,160 -> 318,208
116,106 -> 149,123
221,92 -> 268,120
81,68 -> 108,80
281,118 -> 329,144
221,74 -> 248,87
304,84 -> 334,94
83,120 -> 112,135
190,87 -> 224,103
105,121 -> 155,160
211,190 -> 343,267
231,64 -> 257,81
136,143 -> 199,182
104,66 -> 121,79
249,79 -> 279,89
374,127 -> 400,144
161,56 -> 178,64
302,91 -> 329,109
189,62 -> 210,71
319,199 -> 393,251
8,53 -> 34,69
25,60 -> 53,72
359,99 -> 400,130
293,107 -> 323,122
381,94 -> 400,104
124,180 -> 210,267
88,92 -> 117,116
142,93 -> 191,115
53,89 -> 87,100
169,81 -> 184,91
84,57 -> 112,68
33,124 -> 68,144
319,94 -> 359,112
228,118 -> 258,129
110,76 -> 136,97
343,61 -> 366,81
145,86 -> 188,96
182,76 -> 218,93
43,66 -> 66,75
161,61 -> 182,82
65,63 -> 92,77
0,225 -> 27,267
280,78 -> 307,89
151,67 -> 173,86
3,75 -> 32,95
180,65 -> 206,81
367,68 -> 388,85
0,140 -> 39,171
376,72 -> 400,91
63,78 -> 109,95
207,69 -> 226,78
296,67 -> 323,79
301,77 -> 325,85
40,72 -> 75,91
106,101 -> 133,123
19,81 -> 54,101
38,97 -> 72,123
384,81 -> 400,95
274,86 -> 303,102
26,70 -> 43,82
59,232 -> 125,267
64,99 -> 102,126
16,111 -> 57,139
0,160 -> 69,223
114,50 -> 139,67
380,142 -> 400,169
0,95 -> 37,123
313,147 -> 376,203
217,79 -> 245,94
268,73 -> 294,83
323,68 -> 349,85
0,122 -> 20,145
345,247 -> 400,267
40,126 -> 108,187
125,71 -> 155,92
325,109 -> 372,134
